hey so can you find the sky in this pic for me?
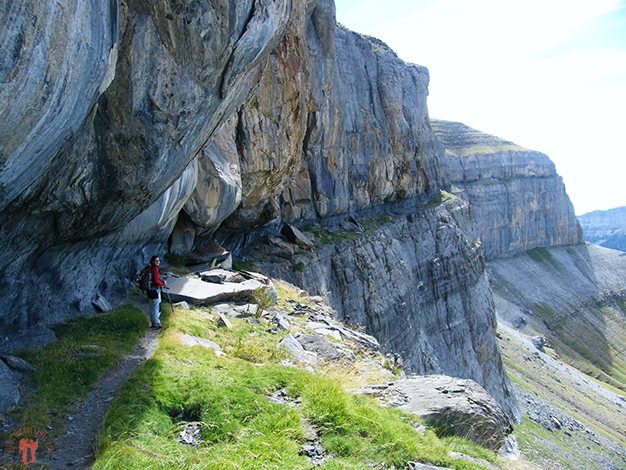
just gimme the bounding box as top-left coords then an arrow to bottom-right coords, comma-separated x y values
335,0 -> 626,215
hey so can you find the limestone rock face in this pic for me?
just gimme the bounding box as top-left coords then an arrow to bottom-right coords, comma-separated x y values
432,120 -> 583,260
0,360 -> 20,412
1,0 -> 572,425
0,0 -> 119,214
258,195 -> 520,419
198,0 -> 444,239
0,0 -> 293,346
578,206 -> 626,252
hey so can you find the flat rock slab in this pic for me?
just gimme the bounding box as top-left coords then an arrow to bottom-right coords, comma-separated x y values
395,375 -> 514,450
296,333 -> 355,362
179,334 -> 222,352
165,276 -> 266,305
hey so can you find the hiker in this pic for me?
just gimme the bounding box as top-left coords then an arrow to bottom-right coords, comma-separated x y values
147,255 -> 167,328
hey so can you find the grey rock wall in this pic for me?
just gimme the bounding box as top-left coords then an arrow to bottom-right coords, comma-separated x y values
432,120 -> 583,260
0,0 -> 573,422
193,2 -> 444,241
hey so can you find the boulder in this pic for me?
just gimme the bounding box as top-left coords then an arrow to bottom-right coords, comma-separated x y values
92,294 -> 113,313
306,322 -> 342,341
277,333 -> 317,369
1,355 -> 36,373
395,375 -> 514,450
296,333 -> 354,362
340,216 -> 364,233
199,269 -> 245,284
531,336 -> 546,352
272,311 -> 291,331
217,314 -> 233,329
165,272 -> 275,306
184,241 -> 231,267
308,315 -> 380,351
281,224 -> 314,247
268,236 -> 296,258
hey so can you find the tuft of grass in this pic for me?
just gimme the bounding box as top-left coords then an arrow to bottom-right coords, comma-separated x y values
233,259 -> 256,272
9,305 -> 148,432
249,286 -> 275,312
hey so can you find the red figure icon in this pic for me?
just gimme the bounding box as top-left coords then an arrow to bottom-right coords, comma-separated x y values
19,438 -> 38,464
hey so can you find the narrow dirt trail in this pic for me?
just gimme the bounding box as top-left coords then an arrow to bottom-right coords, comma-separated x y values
40,302 -> 161,469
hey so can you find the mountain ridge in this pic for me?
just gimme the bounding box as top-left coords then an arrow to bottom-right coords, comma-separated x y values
578,206 -> 626,252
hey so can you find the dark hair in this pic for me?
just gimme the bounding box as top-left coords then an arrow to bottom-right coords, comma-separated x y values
150,255 -> 160,264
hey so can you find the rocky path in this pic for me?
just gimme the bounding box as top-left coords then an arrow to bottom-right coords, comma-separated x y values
40,306 -> 161,469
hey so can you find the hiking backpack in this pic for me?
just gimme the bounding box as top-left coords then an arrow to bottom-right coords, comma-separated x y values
137,265 -> 152,291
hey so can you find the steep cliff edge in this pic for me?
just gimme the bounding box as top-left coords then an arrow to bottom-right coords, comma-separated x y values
578,206 -> 626,252
431,119 -> 583,260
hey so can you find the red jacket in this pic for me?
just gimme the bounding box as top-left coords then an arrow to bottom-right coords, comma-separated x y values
150,265 -> 166,289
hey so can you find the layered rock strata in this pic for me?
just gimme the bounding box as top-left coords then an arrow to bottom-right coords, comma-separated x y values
432,119 -> 583,260
0,0 -> 445,345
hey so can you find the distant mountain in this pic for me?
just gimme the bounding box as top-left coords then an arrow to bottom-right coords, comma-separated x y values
578,206 -> 626,252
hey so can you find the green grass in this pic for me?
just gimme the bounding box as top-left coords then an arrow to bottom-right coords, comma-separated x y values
92,301 -> 499,470
423,190 -> 455,209
232,260 -> 257,272
464,145 -> 524,156
525,247 -> 556,265
514,415 -> 608,470
8,305 -> 148,433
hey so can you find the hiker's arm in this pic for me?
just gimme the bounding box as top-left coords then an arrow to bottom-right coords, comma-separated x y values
153,267 -> 166,287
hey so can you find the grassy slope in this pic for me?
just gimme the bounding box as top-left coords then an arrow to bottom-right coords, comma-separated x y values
499,329 -> 626,470
7,305 -> 148,433
92,285 -> 504,470
489,245 -> 626,469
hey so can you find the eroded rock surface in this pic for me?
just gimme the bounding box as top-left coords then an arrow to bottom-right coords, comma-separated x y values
0,0 -> 294,347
